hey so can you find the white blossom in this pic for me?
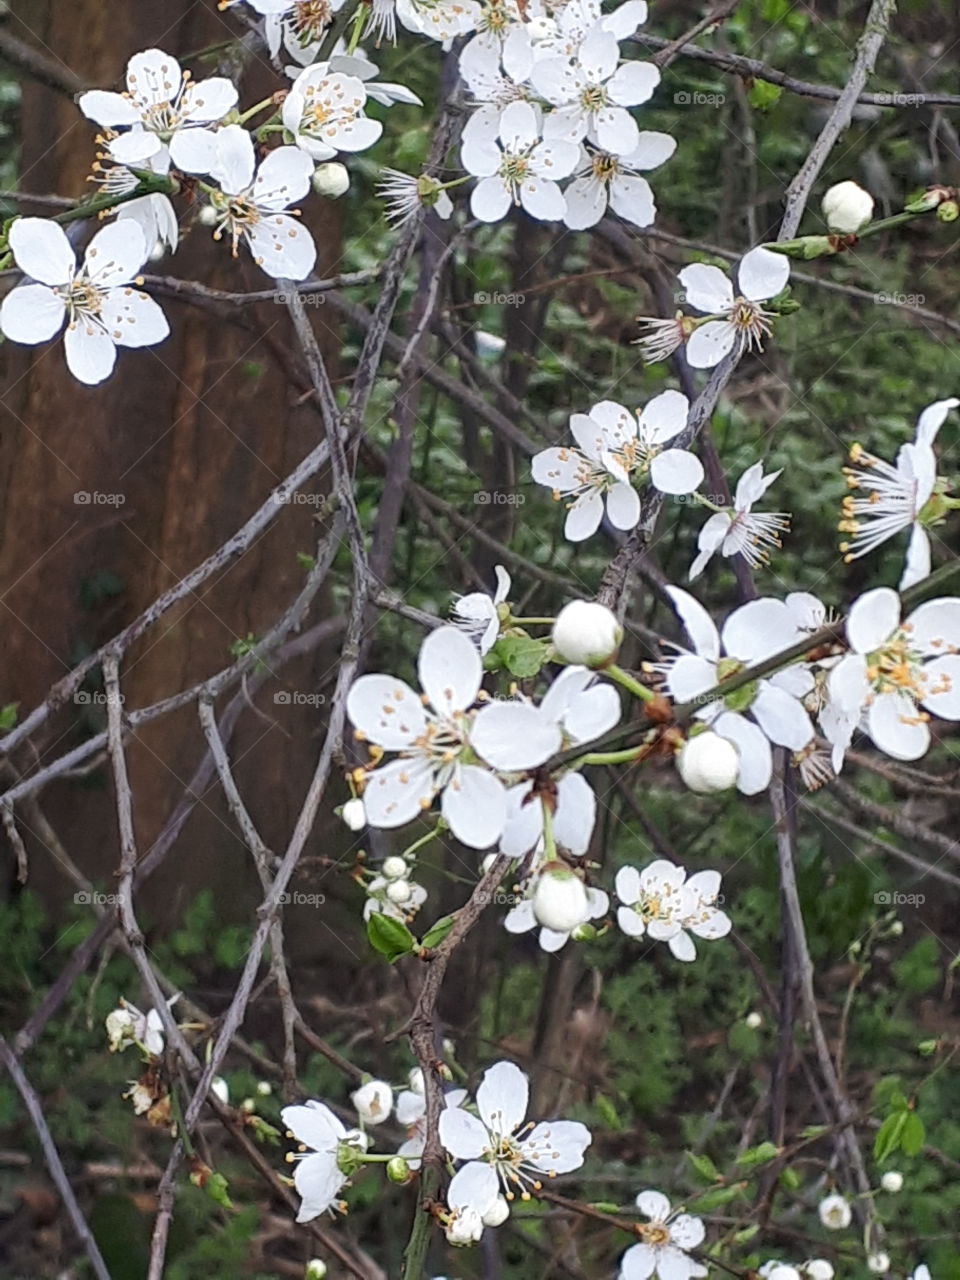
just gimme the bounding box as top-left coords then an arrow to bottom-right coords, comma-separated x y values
282,64 -> 383,161
462,100 -> 578,223
615,861 -> 730,962
677,247 -> 790,369
817,1193 -> 851,1230
505,878 -> 608,951
689,462 -> 790,579
562,134 -> 676,230
867,1254 -> 890,1275
452,565 -> 510,654
280,1100 -> 352,1221
341,798 -> 366,830
0,218 -> 168,385
352,1079 -> 394,1125
618,1190 -> 707,1280
378,169 -> 453,226
880,1170 -> 903,1192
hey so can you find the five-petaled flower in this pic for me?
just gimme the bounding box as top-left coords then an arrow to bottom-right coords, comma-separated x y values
618,1189 -> 707,1280
689,462 -> 791,580
614,861 -> 730,961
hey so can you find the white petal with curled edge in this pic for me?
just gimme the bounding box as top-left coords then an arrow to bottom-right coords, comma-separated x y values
713,711 -> 771,794
751,683 -> 813,749
786,590 -> 826,631
665,585 -> 720,660
540,666 -> 593,718
847,586 -> 900,653
554,771 -> 596,856
64,322 -> 117,386
664,653 -> 717,703
689,511 -> 731,580
906,598 -> 960,655
637,388 -> 688,444
901,523 -> 931,591
722,598 -> 799,664
651,449 -> 703,495
915,396 -> 959,446
674,1213 -> 705,1248
181,76 -> 239,124
471,175 -> 512,222
441,764 -> 505,850
609,173 -> 655,227
83,221 -> 147,288
532,445 -> 586,493
169,126 -> 220,175
828,652 -> 870,715
419,624 -> 482,716
593,106 -> 639,156
102,287 -> 169,349
607,59 -> 659,106
471,703 -> 562,770
685,319 -> 735,368
669,930 -> 697,962
504,899 -> 537,932
622,130 -> 676,170
900,441 -> 936,511
685,868 -> 721,903
737,245 -> 790,301
565,489 -> 605,540
493,564 -> 511,603
520,176 -> 566,222
500,783 -> 543,857
78,89 -> 142,128
1,284 -> 65,344
563,175 -> 606,229
294,1152 -> 344,1221
678,262 -> 733,314
619,1242 -> 657,1280
8,217 -> 75,286
438,1107 -> 489,1159
347,674 -> 425,748
525,1120 -> 591,1172
281,1100 -> 345,1150
362,757 -> 435,829
605,480 -> 641,530
635,1188 -> 672,1221
734,460 -> 779,508
539,927 -> 570,952
126,49 -> 183,107
867,691 -> 930,760
920,654 -> 960,719
617,904 -> 645,937
615,864 -> 641,905
562,680 -> 621,744
447,1160 -> 499,1214
477,1060 -> 528,1136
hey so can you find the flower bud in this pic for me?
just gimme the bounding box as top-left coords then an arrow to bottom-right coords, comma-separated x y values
481,1195 -> 510,1227
256,1080 -> 273,1097
880,1170 -> 903,1192
240,1097 -> 256,1113
531,865 -> 590,934
211,1076 -> 229,1105
938,199 -> 960,223
381,855 -> 408,881
312,162 -> 350,199
197,204 -> 218,227
817,1193 -> 851,1230
822,181 -> 874,234
341,798 -> 366,831
352,1080 -> 394,1125
552,601 -> 622,667
386,879 -> 413,904
445,1205 -> 483,1245
387,1156 -> 413,1184
867,1253 -> 890,1275
745,1011 -> 763,1029
804,1263 -> 834,1280
571,922 -> 597,942
766,1268 -> 801,1280
106,1007 -> 136,1052
677,731 -> 739,793
889,919 -> 903,936
306,1259 -> 328,1279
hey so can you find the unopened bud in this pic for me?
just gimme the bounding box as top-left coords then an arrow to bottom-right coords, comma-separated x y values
867,1253 -> 890,1275
880,1170 -> 903,1193
804,1262 -> 834,1280
745,1011 -> 763,1029
306,1260 -> 328,1279
386,1155 -> 412,1184
677,731 -> 739,794
531,865 -> 590,934
552,600 -> 622,667
352,1080 -> 393,1125
445,1205 -> 483,1245
937,199 -> 959,223
822,180 -> 874,234
386,879 -> 412,904
341,798 -> 366,831
312,162 -> 350,199
381,855 -> 408,880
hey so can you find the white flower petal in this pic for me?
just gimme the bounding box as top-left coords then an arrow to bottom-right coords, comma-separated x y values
419,625 -> 482,716
347,674 -> 426,748
448,1160 -> 499,1214
564,490 -> 605,541
916,396 -> 960,447
664,653 -> 717,703
477,1060 -> 528,1135
669,930 -> 697,961
651,449 -> 703,495
439,1108 -> 489,1160
847,587 -> 900,653
471,175 -> 512,222
665,585 -> 720,660
617,904 -> 646,937
685,319 -> 736,368
1,284 -> 65,344
363,757 -> 436,828
8,217 -> 74,286
907,598 -> 960,655
63,321 -> 117,386
245,215 -> 316,280
83,220 -> 148,288
751,683 -> 814,750
635,1189 -> 672,1220
713,711 -> 771,794
721,598 -> 799,664
619,1242 -> 657,1280
101,286 -> 169,349
615,865 -> 641,905
563,175 -> 606,229
471,703 -> 562,770
504,899 -> 537,932
901,523 -> 931,591
78,89 -> 142,128
524,1119 -> 591,1172
441,764 -> 505,849
607,60 -> 659,107
605,480 -> 641,530
920,654 -> 960,719
169,126 -> 220,174
678,263 -> 733,314
212,123 -> 256,195
553,771 -> 596,856
737,245 -> 790,301
867,691 -> 930,760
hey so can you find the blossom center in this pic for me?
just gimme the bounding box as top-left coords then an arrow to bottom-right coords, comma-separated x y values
729,297 -> 774,352
591,153 -> 619,183
61,278 -> 105,321
638,1222 -> 671,1246
580,84 -> 609,112
292,0 -> 333,41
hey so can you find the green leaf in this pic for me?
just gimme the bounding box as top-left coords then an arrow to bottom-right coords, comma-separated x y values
687,1151 -> 721,1183
205,1171 -> 233,1209
780,1166 -> 801,1190
0,702 -> 18,730
420,915 -> 455,950
492,635 -> 551,679
737,1141 -> 780,1168
901,1110 -> 925,1156
748,79 -> 782,110
874,1111 -> 908,1163
367,912 -> 416,962
595,1093 -> 622,1132
687,1183 -> 743,1212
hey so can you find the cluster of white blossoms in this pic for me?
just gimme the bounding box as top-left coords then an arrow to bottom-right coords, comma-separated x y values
614,860 -> 730,961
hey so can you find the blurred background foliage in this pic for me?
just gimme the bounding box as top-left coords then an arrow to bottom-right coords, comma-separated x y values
1,0 -> 959,1275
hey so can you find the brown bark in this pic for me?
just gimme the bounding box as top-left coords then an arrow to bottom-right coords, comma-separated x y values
0,0 -> 344,922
